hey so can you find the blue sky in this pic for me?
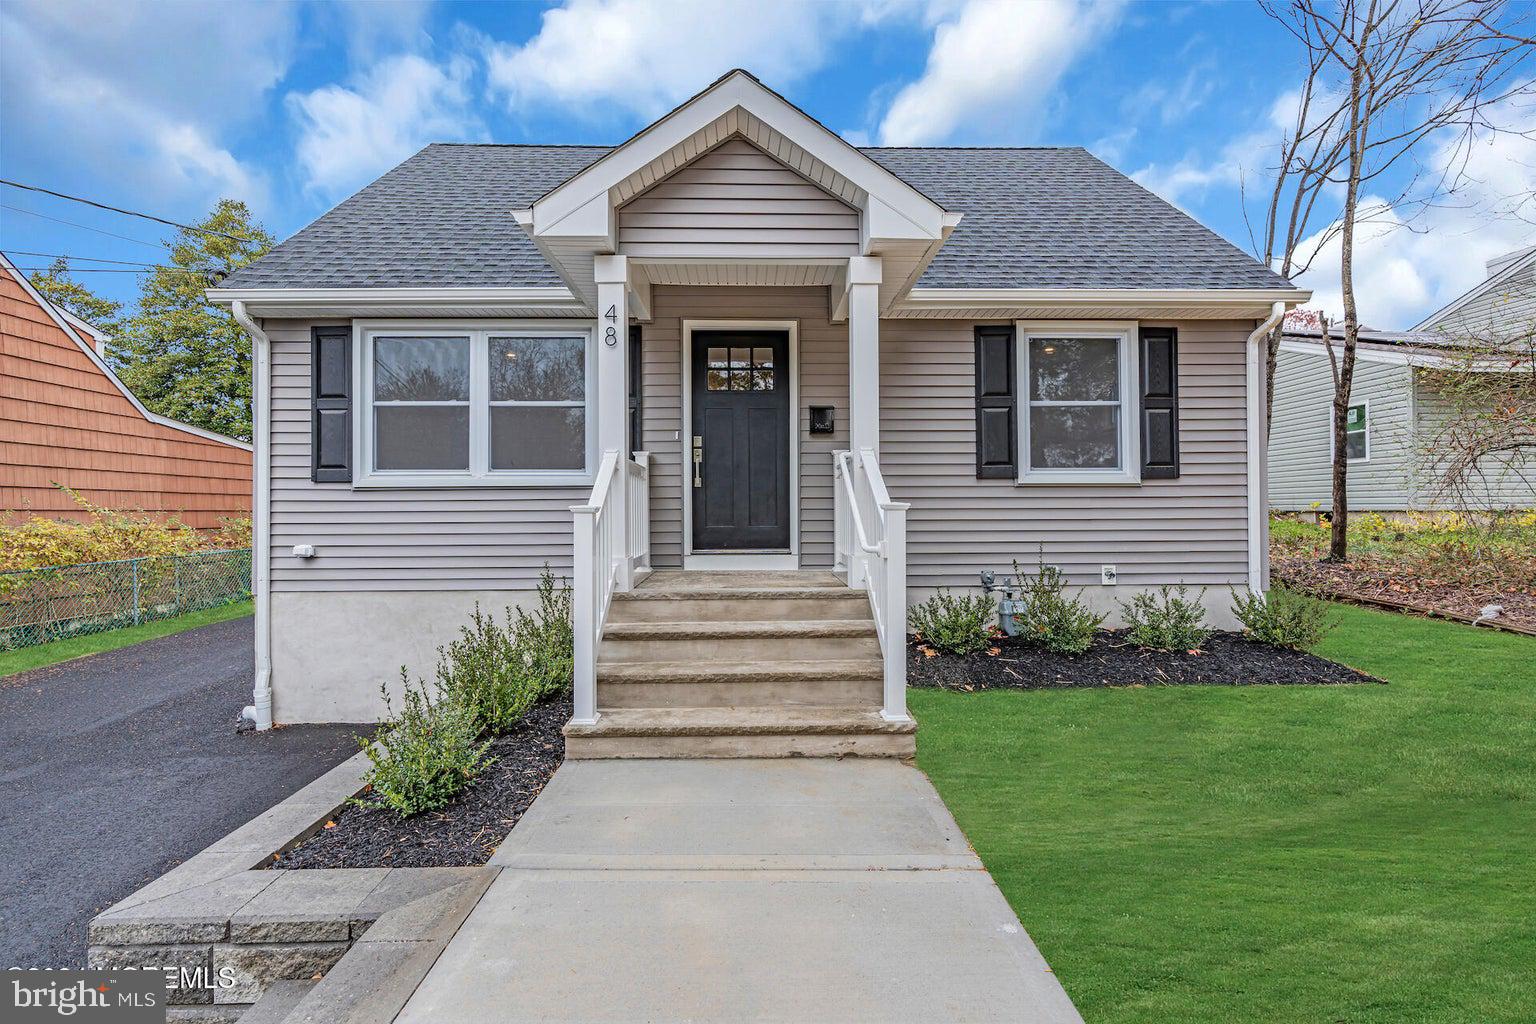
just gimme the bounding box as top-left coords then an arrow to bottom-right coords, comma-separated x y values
1,0 -> 1531,327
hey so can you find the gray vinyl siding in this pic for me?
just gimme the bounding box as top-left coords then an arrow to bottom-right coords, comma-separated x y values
1267,347 -> 1416,511
880,318 -> 1257,589
1421,257 -> 1536,340
266,319 -> 586,592
1412,370 -> 1536,508
617,139 -> 860,260
639,285 -> 846,567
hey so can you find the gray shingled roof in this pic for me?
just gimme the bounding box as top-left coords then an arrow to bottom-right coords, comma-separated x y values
221,143 -> 1292,291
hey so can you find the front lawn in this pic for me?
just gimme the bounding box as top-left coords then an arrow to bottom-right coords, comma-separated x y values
914,603 -> 1536,1023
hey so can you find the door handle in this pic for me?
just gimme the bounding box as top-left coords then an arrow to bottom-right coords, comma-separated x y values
692,435 -> 703,488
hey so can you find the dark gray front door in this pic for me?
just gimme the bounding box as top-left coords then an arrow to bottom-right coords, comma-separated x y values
691,331 -> 791,551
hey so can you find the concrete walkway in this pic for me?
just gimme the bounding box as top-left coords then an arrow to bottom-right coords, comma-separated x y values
396,759 -> 1082,1023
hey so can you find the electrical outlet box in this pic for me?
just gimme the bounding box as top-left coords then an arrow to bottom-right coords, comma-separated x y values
1100,564 -> 1117,586
292,544 -> 316,559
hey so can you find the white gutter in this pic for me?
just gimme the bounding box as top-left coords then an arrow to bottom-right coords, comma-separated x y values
230,300 -> 273,730
1245,301 -> 1286,595
902,286 -> 1311,313
206,286 -> 584,317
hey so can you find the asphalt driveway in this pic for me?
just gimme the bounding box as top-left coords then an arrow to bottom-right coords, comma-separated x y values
0,616 -> 363,969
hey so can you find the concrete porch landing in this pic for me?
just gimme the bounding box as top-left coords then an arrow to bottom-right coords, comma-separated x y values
395,760 -> 1082,1023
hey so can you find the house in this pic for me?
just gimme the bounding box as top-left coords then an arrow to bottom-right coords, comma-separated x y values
1269,245 -> 1535,513
1,253 -> 252,530
208,70 -> 1308,749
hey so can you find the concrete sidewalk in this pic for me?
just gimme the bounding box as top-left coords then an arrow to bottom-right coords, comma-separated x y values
396,759 -> 1082,1023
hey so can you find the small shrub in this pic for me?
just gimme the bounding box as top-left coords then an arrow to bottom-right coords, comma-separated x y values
435,606 -> 539,736
1011,563 -> 1105,654
1231,587 -> 1335,650
356,672 -> 493,818
511,565 -> 575,699
911,589 -> 996,655
1120,585 -> 1211,651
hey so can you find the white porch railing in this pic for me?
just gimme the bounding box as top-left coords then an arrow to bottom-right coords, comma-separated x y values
571,449 -> 650,725
833,448 -> 911,722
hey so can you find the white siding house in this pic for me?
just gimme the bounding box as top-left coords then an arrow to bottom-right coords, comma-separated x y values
210,71 -> 1309,743
1269,245 -> 1535,514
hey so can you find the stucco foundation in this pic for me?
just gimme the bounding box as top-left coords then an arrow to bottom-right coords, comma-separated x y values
271,590 -> 533,723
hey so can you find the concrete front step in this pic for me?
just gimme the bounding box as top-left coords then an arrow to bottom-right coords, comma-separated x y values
563,706 -> 916,759
597,658 -> 884,706
603,619 -> 878,641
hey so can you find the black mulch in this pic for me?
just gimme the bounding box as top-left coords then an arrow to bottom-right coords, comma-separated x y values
909,631 -> 1381,691
275,696 -> 570,870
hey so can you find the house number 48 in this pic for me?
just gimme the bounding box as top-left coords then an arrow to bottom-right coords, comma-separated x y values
603,304 -> 619,346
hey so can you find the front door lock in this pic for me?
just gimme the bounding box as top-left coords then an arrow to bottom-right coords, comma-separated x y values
691,435 -> 703,488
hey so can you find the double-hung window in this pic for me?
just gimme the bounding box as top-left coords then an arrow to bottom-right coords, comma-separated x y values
1016,321 -> 1140,484
358,324 -> 595,486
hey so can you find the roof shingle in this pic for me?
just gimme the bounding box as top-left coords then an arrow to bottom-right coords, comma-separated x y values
221,143 -> 1291,292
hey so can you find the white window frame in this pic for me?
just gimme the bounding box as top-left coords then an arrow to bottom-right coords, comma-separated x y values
353,320 -> 597,488
1015,320 -> 1141,485
1330,398 -> 1371,464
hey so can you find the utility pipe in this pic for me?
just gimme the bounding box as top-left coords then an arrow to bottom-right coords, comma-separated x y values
231,300 -> 273,730
1245,301 -> 1287,596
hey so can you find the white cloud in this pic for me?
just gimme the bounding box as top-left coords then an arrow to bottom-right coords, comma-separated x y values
1293,109 -> 1536,328
1131,88 -> 1302,206
484,0 -> 904,122
875,0 -> 1123,146
0,0 -> 292,209
288,54 -> 484,199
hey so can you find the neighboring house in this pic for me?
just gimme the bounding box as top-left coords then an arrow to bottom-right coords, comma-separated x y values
1,253 -> 252,529
1269,245 -> 1536,513
209,71 -> 1308,743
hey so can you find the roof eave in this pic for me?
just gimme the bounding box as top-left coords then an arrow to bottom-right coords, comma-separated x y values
898,286 -> 1311,317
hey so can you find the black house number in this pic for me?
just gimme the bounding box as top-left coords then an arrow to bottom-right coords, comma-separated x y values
603,304 -> 619,346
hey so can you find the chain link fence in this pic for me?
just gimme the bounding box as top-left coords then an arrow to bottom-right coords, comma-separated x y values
0,548 -> 252,651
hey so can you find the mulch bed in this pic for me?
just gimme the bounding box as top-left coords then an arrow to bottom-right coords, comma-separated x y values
276,695 -> 569,869
1273,555 -> 1536,634
909,631 -> 1380,691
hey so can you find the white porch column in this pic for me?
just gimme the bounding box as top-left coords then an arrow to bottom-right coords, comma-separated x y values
594,254 -> 631,592
846,256 -> 883,455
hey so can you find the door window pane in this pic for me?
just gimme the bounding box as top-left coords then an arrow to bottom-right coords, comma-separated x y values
489,336 -> 585,402
374,337 -> 469,401
375,406 -> 470,470
1029,406 -> 1120,469
491,407 -> 585,470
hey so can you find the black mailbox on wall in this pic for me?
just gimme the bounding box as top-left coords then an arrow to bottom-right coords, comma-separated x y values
808,406 -> 835,434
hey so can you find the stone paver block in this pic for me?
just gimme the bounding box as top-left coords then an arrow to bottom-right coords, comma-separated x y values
166,1006 -> 249,1023
212,941 -> 350,1004
90,872 -> 281,945
88,942 -> 213,1005
284,941 -> 443,1024
232,979 -> 318,1024
352,868 -> 497,945
229,868 -> 389,943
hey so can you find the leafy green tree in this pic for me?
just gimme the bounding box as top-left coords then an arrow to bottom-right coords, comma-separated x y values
28,258 -> 124,335
114,199 -> 274,441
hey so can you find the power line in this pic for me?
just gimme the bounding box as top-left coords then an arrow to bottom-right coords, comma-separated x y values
1,203 -> 173,250
2,249 -> 163,267
0,179 -> 260,243
7,266 -> 212,274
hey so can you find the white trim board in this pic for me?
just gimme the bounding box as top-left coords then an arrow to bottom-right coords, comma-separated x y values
680,318 -> 801,569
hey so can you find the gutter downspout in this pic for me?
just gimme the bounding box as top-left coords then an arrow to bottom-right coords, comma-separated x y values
231,301 -> 273,730
1245,301 -> 1286,596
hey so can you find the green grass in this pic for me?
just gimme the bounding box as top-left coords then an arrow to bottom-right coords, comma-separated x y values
913,604 -> 1536,1023
0,600 -> 254,679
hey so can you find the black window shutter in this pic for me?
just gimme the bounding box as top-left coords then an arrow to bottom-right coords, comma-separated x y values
974,325 -> 1016,478
1139,326 -> 1180,479
311,326 -> 352,483
628,324 -> 643,458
